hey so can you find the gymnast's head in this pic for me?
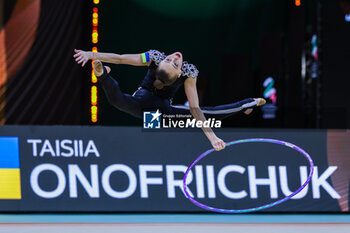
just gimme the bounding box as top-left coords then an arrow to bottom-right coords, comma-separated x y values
154,52 -> 183,89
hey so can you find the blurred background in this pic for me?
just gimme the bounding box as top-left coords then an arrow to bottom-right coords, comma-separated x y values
1,0 -> 349,129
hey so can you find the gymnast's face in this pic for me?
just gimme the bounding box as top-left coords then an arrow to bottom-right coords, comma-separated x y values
158,52 -> 183,80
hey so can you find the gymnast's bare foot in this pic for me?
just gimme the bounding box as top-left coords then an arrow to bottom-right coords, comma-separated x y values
255,98 -> 266,106
244,98 -> 266,115
244,109 -> 253,115
93,60 -> 111,77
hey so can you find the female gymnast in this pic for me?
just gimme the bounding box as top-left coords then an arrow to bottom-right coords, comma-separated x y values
73,49 -> 265,151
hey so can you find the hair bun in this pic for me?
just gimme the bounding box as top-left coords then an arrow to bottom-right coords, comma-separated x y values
153,80 -> 164,90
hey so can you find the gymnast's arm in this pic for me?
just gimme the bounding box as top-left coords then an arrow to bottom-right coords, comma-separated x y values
73,49 -> 151,67
184,77 -> 226,151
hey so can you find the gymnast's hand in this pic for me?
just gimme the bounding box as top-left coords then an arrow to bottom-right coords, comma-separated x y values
211,136 -> 226,151
73,49 -> 92,67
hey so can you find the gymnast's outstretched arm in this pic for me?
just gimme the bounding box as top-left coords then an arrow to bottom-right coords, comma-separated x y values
73,49 -> 151,67
184,77 -> 226,151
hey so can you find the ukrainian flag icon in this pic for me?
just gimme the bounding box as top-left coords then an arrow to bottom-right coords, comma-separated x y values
0,137 -> 21,199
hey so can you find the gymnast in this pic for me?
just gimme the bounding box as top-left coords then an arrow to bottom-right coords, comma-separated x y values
74,49 -> 265,151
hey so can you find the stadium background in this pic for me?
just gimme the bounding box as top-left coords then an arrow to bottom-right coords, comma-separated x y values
1,0 -> 349,129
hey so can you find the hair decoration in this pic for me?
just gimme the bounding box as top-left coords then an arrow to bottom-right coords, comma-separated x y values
149,49 -> 199,78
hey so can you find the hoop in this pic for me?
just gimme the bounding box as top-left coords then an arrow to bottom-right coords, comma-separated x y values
183,138 -> 314,213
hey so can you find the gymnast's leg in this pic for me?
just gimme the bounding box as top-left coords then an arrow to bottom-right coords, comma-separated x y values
93,60 -> 143,118
170,98 -> 265,120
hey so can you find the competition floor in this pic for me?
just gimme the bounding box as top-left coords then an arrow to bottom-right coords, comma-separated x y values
0,214 -> 350,233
